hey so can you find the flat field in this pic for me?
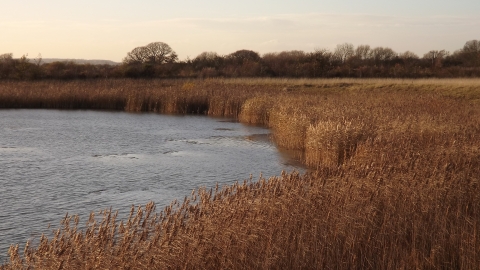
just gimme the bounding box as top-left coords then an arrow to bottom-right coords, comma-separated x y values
1,78 -> 480,269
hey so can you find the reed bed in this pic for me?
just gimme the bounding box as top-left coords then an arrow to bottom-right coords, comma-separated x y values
0,79 -> 269,117
1,78 -> 480,269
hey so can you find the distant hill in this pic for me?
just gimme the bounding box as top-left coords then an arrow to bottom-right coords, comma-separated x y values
39,58 -> 120,65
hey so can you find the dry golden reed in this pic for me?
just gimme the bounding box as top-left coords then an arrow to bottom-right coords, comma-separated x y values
1,78 -> 480,269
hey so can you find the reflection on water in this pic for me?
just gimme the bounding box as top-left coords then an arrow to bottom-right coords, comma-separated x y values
0,109 -> 303,261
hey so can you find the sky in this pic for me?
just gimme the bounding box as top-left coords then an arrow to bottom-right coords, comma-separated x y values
1,0 -> 479,62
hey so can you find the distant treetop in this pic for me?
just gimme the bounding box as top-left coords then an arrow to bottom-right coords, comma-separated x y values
123,42 -> 178,65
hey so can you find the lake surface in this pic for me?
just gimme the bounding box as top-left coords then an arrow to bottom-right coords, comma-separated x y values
0,109 -> 303,261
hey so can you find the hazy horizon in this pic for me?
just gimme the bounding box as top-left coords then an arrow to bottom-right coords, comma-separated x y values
1,0 -> 479,62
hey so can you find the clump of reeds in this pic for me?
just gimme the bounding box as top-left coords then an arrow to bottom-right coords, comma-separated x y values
305,120 -> 371,169
238,95 -> 272,125
268,103 -> 311,151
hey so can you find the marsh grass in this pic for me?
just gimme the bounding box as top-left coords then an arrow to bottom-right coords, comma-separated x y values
1,78 -> 480,269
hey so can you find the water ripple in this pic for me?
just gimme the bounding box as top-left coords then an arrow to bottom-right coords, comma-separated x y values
0,109 -> 303,261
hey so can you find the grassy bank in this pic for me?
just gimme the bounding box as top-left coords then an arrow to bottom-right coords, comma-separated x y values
1,78 -> 480,269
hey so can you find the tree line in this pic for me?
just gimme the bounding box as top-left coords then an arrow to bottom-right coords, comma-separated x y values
1,40 -> 480,80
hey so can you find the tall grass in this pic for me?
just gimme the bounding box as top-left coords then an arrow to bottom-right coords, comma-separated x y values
1,78 -> 480,269
0,79 -> 258,116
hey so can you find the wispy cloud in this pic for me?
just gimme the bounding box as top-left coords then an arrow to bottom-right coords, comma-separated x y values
2,12 -> 479,61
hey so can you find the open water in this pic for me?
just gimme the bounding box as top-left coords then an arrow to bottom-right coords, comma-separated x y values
0,109 -> 303,261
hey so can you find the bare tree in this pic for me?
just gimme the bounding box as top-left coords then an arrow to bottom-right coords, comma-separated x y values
144,42 -> 178,63
124,46 -> 149,64
399,51 -> 419,66
399,51 -> 419,60
193,52 -> 223,69
312,48 -> 331,60
423,50 -> 448,68
0,53 -> 13,61
123,42 -> 178,64
463,40 -> 480,53
370,47 -> 397,64
311,48 -> 332,76
355,45 -> 371,60
194,52 -> 221,62
227,50 -> 261,64
278,50 -> 307,59
15,54 -> 31,80
33,53 -> 43,66
461,40 -> 480,67
333,43 -> 354,64
0,53 -> 14,79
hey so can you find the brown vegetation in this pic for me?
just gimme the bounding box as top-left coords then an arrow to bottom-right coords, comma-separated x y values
1,78 -> 480,269
2,39 -> 480,80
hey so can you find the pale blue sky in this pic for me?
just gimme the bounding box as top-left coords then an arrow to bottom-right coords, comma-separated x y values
1,0 -> 479,61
